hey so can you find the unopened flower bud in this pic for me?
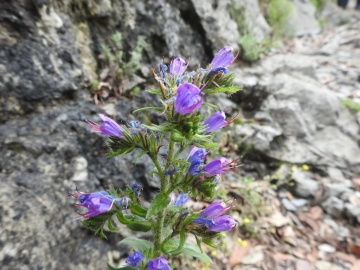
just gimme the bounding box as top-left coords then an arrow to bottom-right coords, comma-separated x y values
170,57 -> 187,76
126,251 -> 144,266
204,111 -> 228,133
210,46 -> 236,69
148,256 -> 171,270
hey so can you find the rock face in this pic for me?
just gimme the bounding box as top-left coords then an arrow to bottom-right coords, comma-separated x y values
0,0 -> 244,269
233,53 -> 360,173
287,0 -> 321,36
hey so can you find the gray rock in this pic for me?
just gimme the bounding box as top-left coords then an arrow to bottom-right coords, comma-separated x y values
344,203 -> 360,221
321,197 -> 344,218
230,0 -> 271,42
327,167 -> 346,183
292,170 -> 320,198
191,0 -> 240,52
291,198 -> 309,209
286,0 -> 321,36
281,198 -> 297,212
232,69 -> 360,173
318,243 -> 336,253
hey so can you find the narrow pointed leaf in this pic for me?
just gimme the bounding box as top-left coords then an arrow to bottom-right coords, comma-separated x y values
119,237 -> 154,251
146,193 -> 171,218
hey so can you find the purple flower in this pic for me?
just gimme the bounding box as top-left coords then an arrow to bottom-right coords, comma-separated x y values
189,147 -> 207,163
206,67 -> 229,78
204,111 -> 228,133
175,193 -> 189,206
126,251 -> 144,266
70,190 -> 117,218
199,201 -> 231,219
170,57 -> 187,76
148,257 -> 171,270
208,215 -> 237,232
191,217 -> 216,228
203,157 -> 238,176
175,83 -> 203,115
131,183 -> 141,198
188,147 -> 207,176
87,114 -> 124,137
211,46 -> 236,69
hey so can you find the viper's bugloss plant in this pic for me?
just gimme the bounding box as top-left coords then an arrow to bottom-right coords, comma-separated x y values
71,46 -> 243,269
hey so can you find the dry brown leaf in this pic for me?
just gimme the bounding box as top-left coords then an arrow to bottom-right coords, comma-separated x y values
349,242 -> 360,257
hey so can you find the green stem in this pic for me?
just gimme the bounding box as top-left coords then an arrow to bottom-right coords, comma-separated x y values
153,210 -> 165,257
151,132 -> 176,258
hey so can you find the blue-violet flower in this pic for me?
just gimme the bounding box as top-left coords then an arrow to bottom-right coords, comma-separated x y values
204,111 -> 228,133
87,114 -> 123,137
131,183 -> 142,198
175,83 -> 203,115
199,201 -> 231,219
170,57 -> 187,76
148,256 -> 171,270
210,46 -> 236,69
203,157 -> 238,176
175,193 -> 189,206
208,215 -> 237,232
70,191 -> 119,218
188,147 -> 207,176
126,251 -> 144,266
191,217 -> 216,228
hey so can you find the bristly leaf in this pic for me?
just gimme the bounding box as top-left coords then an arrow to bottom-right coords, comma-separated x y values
119,237 -> 154,252
107,137 -> 135,157
81,210 -> 118,239
133,106 -> 164,114
182,243 -> 212,263
203,85 -> 241,95
143,123 -> 174,133
133,150 -> 148,163
146,193 -> 171,218
146,88 -> 163,96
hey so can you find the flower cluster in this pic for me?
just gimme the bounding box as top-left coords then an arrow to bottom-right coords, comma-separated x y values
72,46 -> 242,270
192,201 -> 237,232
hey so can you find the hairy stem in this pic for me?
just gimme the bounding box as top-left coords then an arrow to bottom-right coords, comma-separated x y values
151,133 -> 176,258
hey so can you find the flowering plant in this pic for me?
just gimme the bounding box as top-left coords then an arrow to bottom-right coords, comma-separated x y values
71,46 -> 241,269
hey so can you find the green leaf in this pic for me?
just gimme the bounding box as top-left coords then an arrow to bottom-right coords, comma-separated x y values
133,150 -> 148,164
143,123 -> 174,133
126,219 -> 152,232
107,263 -> 137,270
107,218 -> 118,231
203,86 -> 241,95
162,230 -> 186,256
133,106 -> 164,114
146,88 -> 163,96
130,205 -> 147,218
146,193 -> 171,219
107,137 -> 135,157
182,243 -> 212,263
119,237 -> 153,252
